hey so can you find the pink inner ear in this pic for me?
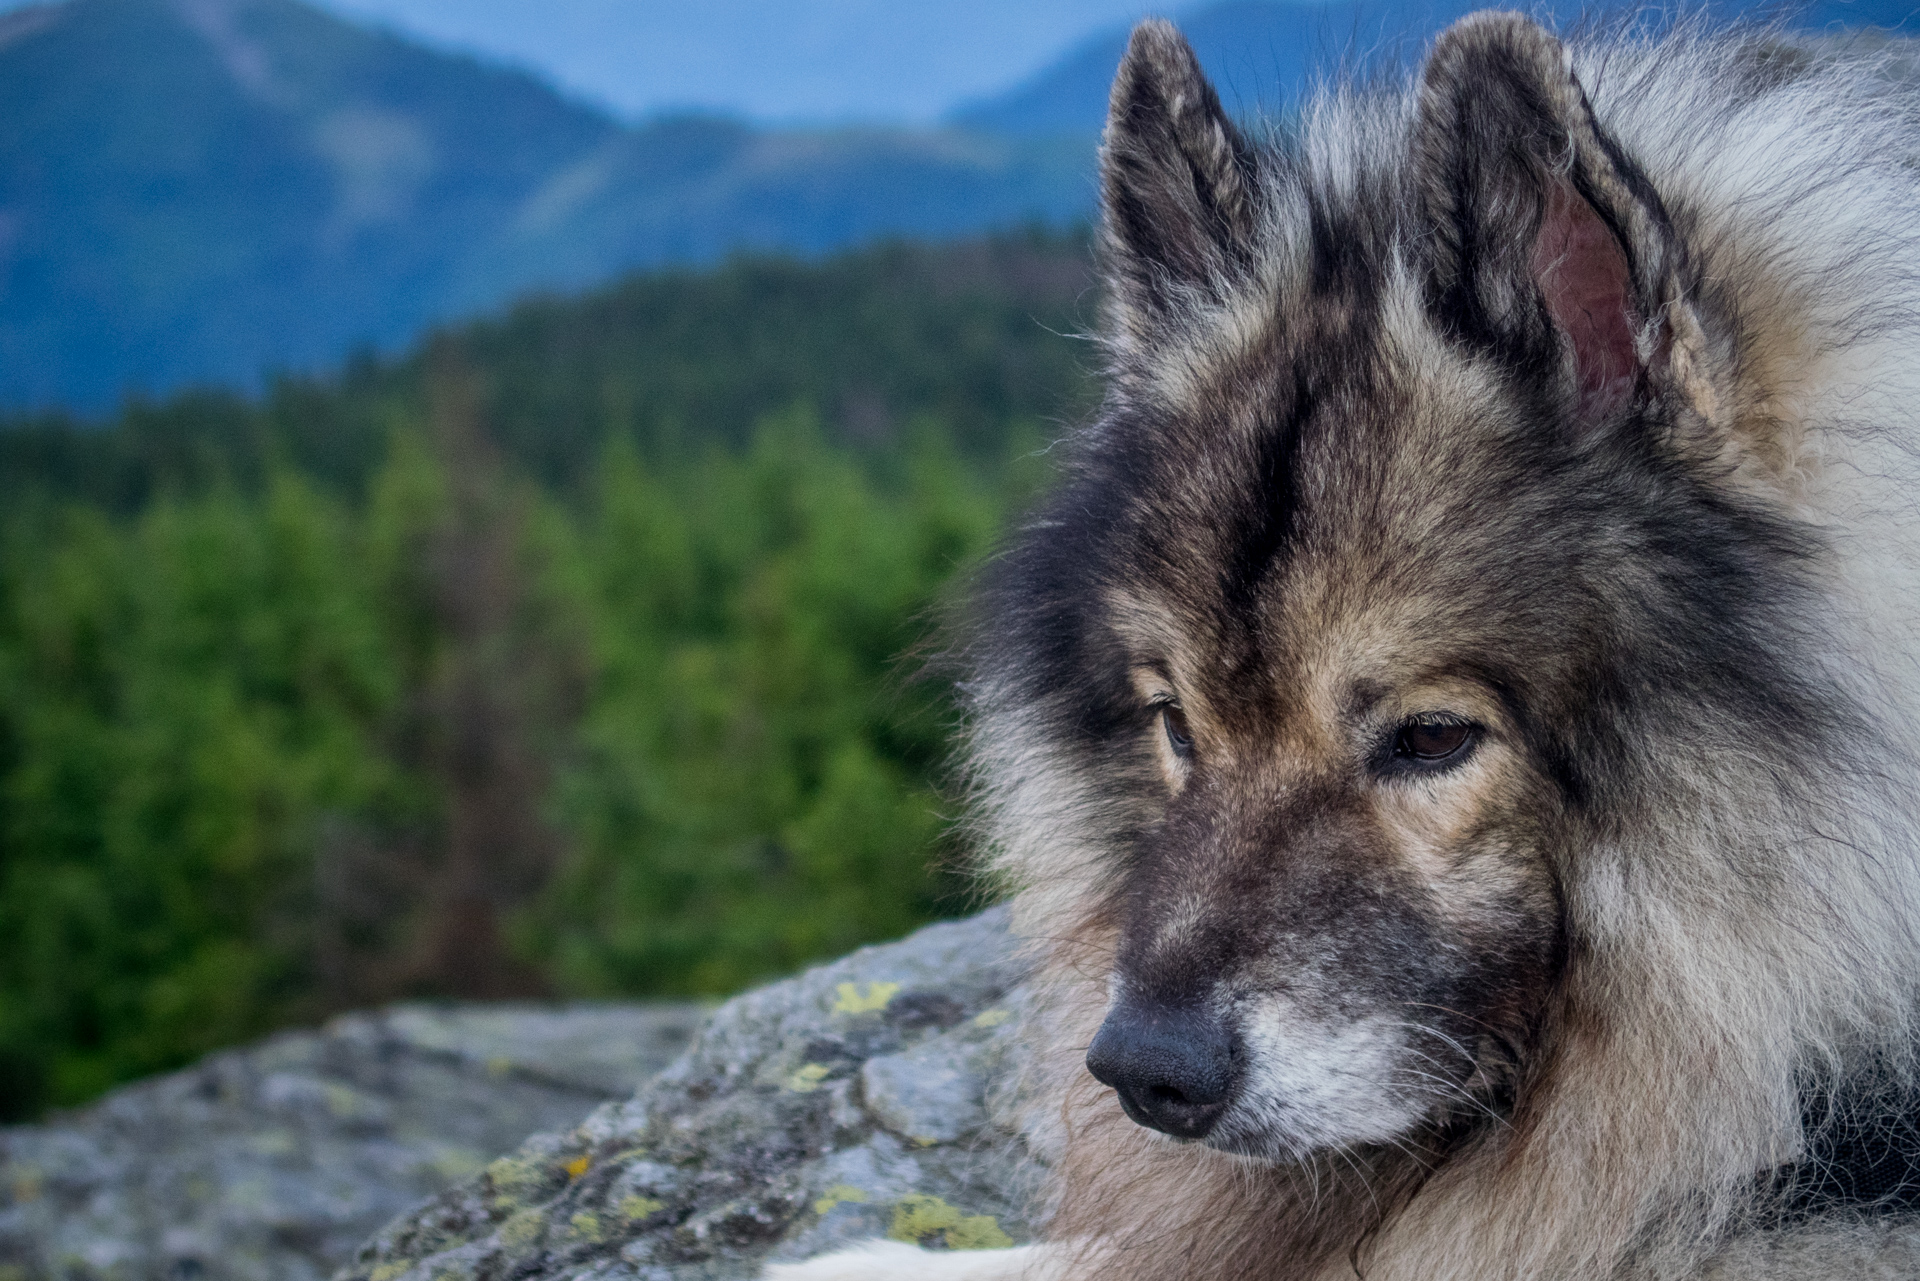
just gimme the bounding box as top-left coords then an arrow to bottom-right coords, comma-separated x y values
1530,183 -> 1639,419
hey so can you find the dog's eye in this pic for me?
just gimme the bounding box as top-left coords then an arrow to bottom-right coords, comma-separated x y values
1161,705 -> 1194,760
1393,718 -> 1472,763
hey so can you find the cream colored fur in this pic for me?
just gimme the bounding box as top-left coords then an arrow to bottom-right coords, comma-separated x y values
765,1242 -> 1057,1281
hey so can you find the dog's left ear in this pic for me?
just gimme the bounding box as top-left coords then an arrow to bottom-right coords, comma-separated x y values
1412,13 -> 1710,427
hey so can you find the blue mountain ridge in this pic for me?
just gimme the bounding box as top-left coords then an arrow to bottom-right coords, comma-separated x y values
2,0 -> 1910,412
0,0 -> 1090,412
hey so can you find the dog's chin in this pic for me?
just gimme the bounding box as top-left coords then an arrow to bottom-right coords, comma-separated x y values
1189,1090 -> 1432,1165
1192,1121 -> 1296,1163
1192,1115 -> 1344,1164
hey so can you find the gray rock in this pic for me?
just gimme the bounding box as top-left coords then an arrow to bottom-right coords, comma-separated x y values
337,907 -> 1046,1281
0,1002 -> 707,1281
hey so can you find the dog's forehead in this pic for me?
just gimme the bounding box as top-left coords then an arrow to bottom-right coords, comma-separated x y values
1106,262 -> 1529,700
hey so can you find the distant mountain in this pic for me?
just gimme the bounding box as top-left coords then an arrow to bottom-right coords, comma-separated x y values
0,0 -> 1091,411
4,0 -> 1911,412
436,120 -> 1090,327
953,0 -> 1920,136
0,0 -> 606,409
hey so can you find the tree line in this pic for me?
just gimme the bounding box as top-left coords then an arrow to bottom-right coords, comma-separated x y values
0,231 -> 1096,1119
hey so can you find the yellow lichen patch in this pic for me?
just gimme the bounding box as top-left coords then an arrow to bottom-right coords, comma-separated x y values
369,1264 -> 407,1281
619,1195 -> 665,1221
484,1152 -> 565,1204
497,1208 -> 545,1248
971,1008 -> 1011,1028
562,1154 -> 591,1179
486,1056 -> 515,1078
567,1212 -> 603,1243
947,1216 -> 1016,1251
485,1155 -> 543,1194
831,981 -> 900,1014
785,1062 -> 832,1093
8,1168 -> 40,1203
888,1195 -> 1013,1251
812,1184 -> 869,1216
889,1194 -> 959,1242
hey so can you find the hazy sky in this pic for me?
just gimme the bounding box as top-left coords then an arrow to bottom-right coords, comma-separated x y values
308,0 -> 1160,123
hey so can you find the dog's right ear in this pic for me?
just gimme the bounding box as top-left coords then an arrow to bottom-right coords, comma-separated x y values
1410,13 -> 1717,431
1099,20 -> 1261,346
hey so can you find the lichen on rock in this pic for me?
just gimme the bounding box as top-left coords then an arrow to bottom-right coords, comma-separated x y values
337,907 -> 1046,1281
0,1003 -> 707,1281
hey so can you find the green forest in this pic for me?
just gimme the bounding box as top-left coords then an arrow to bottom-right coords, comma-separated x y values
0,231 -> 1098,1120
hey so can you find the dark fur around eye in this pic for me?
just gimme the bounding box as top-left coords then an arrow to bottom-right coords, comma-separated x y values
1161,705 -> 1194,759
1388,716 -> 1475,769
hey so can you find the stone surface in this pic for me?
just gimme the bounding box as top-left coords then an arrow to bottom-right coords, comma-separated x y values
0,1002 -> 707,1281
337,908 -> 1045,1281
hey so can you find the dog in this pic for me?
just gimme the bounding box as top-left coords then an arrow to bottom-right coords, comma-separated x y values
772,10 -> 1920,1278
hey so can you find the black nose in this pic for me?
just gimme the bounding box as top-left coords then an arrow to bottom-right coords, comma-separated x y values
1085,1002 -> 1236,1139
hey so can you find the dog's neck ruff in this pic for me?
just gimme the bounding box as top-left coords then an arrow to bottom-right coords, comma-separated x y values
1789,1082 -> 1920,1215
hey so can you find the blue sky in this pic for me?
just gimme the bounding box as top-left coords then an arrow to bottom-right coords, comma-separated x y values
39,0 -> 1162,124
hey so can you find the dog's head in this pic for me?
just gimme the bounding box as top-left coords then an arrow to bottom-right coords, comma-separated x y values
982,15 -> 1831,1164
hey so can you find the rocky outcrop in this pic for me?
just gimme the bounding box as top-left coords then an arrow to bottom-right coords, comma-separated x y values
338,907 -> 1044,1281
0,909 -> 1044,1281
0,1002 -> 706,1281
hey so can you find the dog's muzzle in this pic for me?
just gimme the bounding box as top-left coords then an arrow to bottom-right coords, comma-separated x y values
1086,1002 -> 1238,1139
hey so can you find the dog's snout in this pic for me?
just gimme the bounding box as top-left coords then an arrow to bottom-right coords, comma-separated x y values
1086,1003 -> 1236,1139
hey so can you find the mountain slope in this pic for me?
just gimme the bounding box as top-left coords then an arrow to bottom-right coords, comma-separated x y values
0,0 -> 1091,412
438,120 -> 1093,323
0,0 -> 614,409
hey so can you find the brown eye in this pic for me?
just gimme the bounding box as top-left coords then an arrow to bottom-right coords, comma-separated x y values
1161,705 -> 1194,760
1394,719 -> 1471,762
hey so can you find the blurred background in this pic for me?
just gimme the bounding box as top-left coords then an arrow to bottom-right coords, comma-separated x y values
0,0 -> 1907,1124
